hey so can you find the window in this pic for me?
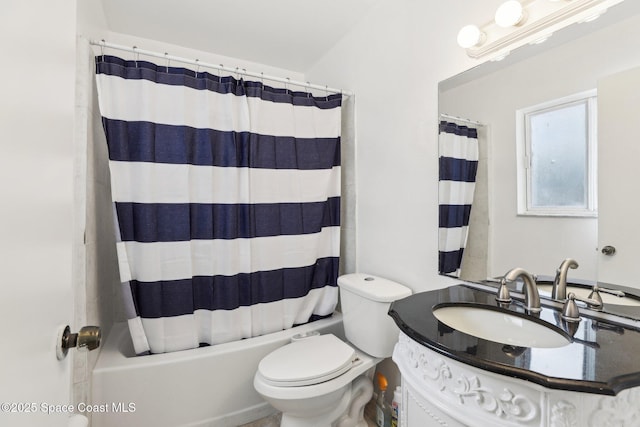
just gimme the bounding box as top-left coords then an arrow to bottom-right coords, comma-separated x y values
516,90 -> 597,216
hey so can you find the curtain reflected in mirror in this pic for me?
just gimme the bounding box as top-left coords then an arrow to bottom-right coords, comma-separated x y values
438,120 -> 487,279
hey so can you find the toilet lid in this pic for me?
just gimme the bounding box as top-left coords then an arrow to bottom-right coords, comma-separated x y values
258,334 -> 356,387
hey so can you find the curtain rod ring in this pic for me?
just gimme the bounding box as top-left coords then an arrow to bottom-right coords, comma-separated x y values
236,68 -> 244,88
132,46 -> 139,68
237,68 -> 246,82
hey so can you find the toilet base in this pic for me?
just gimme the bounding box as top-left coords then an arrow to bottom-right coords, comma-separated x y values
279,375 -> 373,427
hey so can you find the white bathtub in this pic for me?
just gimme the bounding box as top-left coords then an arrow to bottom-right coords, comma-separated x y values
92,313 -> 345,427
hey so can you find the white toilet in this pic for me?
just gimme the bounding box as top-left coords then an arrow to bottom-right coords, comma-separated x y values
253,273 -> 412,427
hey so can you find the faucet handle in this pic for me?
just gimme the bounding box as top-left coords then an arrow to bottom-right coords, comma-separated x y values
496,278 -> 512,304
562,292 -> 603,322
561,293 -> 581,323
574,293 -> 603,309
590,285 -> 625,299
587,286 -> 604,307
587,285 -> 625,310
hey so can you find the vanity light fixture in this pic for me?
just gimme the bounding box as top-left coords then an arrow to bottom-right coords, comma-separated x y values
458,0 -> 625,60
457,25 -> 486,49
495,1 -> 527,27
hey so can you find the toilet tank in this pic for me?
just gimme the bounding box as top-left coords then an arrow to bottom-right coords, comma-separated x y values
337,273 -> 412,358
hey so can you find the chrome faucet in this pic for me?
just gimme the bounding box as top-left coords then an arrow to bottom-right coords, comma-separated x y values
503,267 -> 541,313
552,258 -> 579,300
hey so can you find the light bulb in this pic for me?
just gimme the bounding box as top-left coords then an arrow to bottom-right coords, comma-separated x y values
495,1 -> 526,28
457,25 -> 485,49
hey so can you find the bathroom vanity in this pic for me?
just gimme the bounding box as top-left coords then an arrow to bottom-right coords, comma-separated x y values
389,285 -> 640,427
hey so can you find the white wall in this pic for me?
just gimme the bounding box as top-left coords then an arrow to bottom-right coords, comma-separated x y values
74,2 -> 113,415
302,1 -> 500,395
305,1 -> 487,292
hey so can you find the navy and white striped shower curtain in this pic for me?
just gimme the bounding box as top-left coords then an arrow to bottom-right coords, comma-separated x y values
95,55 -> 342,355
438,121 -> 479,276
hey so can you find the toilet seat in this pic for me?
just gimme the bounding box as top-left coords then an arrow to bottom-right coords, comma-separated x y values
257,334 -> 357,387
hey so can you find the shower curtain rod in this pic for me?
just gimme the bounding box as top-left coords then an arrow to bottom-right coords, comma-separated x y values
440,113 -> 484,126
90,39 -> 353,97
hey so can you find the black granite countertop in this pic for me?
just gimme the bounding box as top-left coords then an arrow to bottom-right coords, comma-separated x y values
388,284 -> 640,395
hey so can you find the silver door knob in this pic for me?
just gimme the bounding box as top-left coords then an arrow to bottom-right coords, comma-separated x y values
56,325 -> 101,360
601,245 -> 616,256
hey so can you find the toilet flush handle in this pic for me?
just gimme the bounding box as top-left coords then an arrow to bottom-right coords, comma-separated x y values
56,325 -> 101,360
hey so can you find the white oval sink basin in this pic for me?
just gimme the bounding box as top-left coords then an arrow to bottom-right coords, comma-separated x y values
433,305 -> 570,348
537,285 -> 640,307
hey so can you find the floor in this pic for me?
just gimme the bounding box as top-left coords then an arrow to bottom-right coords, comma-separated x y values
239,410 -> 377,426
239,393 -> 380,426
238,412 -> 282,427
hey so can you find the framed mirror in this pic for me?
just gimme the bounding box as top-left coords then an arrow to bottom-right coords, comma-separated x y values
438,1 -> 640,318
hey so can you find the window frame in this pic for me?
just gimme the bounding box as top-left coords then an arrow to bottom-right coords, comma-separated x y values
515,89 -> 598,217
